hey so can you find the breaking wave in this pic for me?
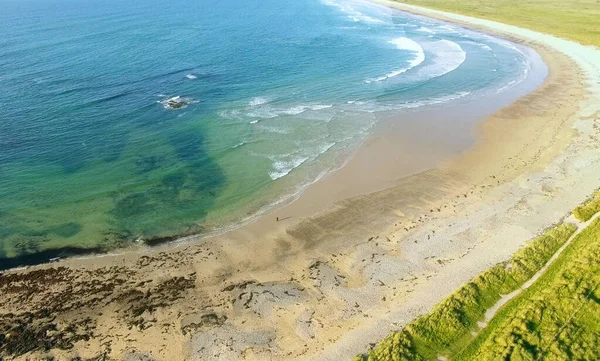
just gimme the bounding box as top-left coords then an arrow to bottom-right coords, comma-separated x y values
267,142 -> 336,180
365,37 -> 426,83
410,39 -> 466,81
321,0 -> 386,24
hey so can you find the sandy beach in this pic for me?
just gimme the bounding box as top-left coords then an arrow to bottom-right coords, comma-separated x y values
2,2 -> 600,361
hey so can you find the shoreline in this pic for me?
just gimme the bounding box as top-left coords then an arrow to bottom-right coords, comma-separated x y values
2,3 -> 599,361
302,2 -> 600,360
0,33 -> 547,272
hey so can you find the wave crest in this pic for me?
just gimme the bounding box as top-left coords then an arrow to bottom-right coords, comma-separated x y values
366,37 -> 425,83
321,0 -> 385,24
267,142 -> 336,180
411,39 -> 466,81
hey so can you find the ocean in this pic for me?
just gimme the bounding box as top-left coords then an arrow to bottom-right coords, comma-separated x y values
0,0 -> 531,261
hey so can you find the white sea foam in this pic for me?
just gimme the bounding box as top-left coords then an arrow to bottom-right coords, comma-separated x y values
232,141 -> 247,149
282,104 -> 333,115
436,24 -> 463,35
365,37 -> 426,83
321,0 -> 385,24
494,49 -> 531,94
496,79 -> 519,94
410,39 -> 466,81
416,26 -> 435,34
258,125 -> 289,134
472,42 -> 493,52
318,142 -> 336,154
269,156 -> 311,180
157,95 -> 196,110
351,91 -> 471,113
249,96 -> 270,107
246,108 -> 278,119
349,13 -> 384,24
220,98 -> 334,121
496,65 -> 529,94
481,44 -> 493,52
218,109 -> 244,120
267,142 -> 336,180
401,91 -> 471,109
389,37 -> 425,57
246,103 -> 333,119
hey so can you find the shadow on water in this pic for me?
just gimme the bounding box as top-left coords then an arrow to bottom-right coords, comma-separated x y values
101,130 -> 129,163
0,216 -> 90,268
0,246 -> 105,271
0,237 -> 6,261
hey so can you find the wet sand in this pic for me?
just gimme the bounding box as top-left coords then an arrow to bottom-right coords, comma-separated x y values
219,42 -> 546,247
2,3 -> 600,361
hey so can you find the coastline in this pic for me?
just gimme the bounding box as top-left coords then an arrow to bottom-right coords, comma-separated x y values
0,12 -> 547,271
2,3 -> 599,361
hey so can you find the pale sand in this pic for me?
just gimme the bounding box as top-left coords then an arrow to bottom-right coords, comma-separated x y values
2,3 -> 600,361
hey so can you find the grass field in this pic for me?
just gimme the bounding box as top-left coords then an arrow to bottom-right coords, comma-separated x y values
395,0 -> 600,47
573,191 -> 600,222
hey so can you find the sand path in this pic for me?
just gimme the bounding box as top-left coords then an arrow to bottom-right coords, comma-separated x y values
479,211 -> 600,329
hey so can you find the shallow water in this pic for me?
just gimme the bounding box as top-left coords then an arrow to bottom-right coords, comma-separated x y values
0,0 -> 531,260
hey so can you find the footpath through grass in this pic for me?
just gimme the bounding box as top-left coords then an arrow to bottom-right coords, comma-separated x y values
454,217 -> 600,360
394,0 -> 600,47
353,223 -> 577,361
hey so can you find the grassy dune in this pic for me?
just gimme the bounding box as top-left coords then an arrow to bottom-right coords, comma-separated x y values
395,0 -> 600,47
455,219 -> 600,360
573,191 -> 600,222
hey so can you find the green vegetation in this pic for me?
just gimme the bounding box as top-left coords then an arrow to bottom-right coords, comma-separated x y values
354,223 -> 576,361
573,191 -> 600,222
455,218 -> 600,360
395,0 -> 600,47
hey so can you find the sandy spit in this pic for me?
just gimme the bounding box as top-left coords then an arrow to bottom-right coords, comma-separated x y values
1,2 -> 600,361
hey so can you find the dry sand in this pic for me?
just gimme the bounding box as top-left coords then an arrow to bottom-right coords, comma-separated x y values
2,2 -> 600,361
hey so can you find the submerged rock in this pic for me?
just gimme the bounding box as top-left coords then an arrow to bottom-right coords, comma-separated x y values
159,96 -> 190,110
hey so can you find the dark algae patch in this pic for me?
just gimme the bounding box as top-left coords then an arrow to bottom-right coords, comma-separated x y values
109,130 -> 225,239
0,246 -> 105,271
0,263 -> 198,359
133,155 -> 165,175
0,122 -> 227,267
48,223 -> 83,238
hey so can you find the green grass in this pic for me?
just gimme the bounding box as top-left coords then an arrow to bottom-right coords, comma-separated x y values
353,223 -> 577,361
394,0 -> 600,47
573,191 -> 600,222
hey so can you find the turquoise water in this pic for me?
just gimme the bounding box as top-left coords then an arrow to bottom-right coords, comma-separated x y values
0,0 -> 530,261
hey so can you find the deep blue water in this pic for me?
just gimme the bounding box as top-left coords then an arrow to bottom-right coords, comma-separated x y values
0,0 -> 530,260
